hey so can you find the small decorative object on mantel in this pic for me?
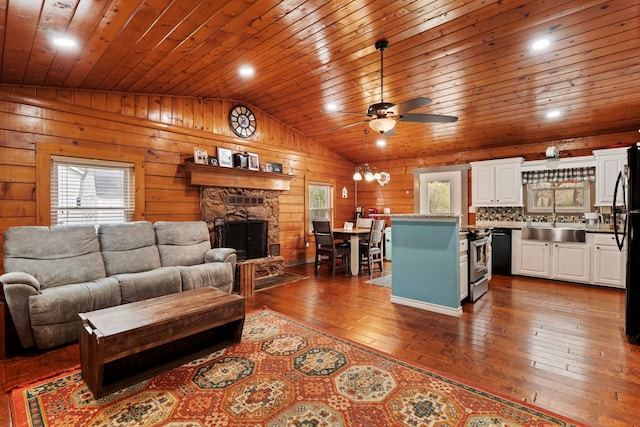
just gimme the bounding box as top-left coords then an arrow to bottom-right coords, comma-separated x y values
194,147 -> 208,165
261,163 -> 273,172
269,162 -> 283,173
233,152 -> 249,168
217,147 -> 233,168
247,152 -> 259,171
207,156 -> 218,166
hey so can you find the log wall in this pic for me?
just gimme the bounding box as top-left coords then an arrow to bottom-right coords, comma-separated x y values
0,85 -> 356,271
1,84 -> 638,272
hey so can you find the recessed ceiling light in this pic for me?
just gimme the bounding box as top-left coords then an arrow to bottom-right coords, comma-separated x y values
52,37 -> 77,48
239,66 -> 254,77
376,138 -> 386,147
325,103 -> 338,111
546,110 -> 561,119
531,38 -> 551,51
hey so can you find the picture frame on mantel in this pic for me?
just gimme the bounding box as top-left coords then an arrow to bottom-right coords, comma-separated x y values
247,152 -> 259,171
217,147 -> 233,168
194,148 -> 208,165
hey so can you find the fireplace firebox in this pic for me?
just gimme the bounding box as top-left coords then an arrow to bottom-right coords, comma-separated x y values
225,220 -> 268,260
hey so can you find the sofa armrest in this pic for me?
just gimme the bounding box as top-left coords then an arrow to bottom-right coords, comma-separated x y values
2,277 -> 41,348
204,248 -> 237,270
1,272 -> 41,291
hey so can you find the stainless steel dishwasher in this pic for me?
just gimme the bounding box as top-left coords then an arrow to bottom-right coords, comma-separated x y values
491,228 -> 512,276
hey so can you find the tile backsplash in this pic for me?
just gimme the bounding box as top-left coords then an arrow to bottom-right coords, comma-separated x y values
475,206 -> 612,224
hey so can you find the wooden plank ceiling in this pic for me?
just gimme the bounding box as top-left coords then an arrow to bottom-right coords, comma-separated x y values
1,0 -> 638,165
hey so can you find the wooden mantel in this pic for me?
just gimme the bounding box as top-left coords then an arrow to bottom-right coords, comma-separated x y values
182,162 -> 294,191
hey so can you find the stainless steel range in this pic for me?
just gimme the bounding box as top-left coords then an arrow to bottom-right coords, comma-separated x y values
468,229 -> 491,301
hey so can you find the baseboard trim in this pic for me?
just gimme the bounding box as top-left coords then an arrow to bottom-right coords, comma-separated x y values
390,295 -> 463,317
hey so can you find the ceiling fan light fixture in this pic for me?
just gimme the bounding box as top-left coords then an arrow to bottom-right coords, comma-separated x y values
353,166 -> 363,181
369,117 -> 396,134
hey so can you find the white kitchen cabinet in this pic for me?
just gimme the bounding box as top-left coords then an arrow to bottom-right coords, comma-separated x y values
551,242 -> 591,284
513,229 -> 625,288
594,147 -> 627,206
471,158 -> 524,206
590,233 -> 626,288
460,238 -> 468,301
513,229 -> 590,283
516,239 -> 551,278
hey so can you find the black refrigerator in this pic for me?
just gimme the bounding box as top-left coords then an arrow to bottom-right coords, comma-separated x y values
618,144 -> 640,343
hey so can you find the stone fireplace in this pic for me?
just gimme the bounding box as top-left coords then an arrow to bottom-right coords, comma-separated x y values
200,187 -> 284,292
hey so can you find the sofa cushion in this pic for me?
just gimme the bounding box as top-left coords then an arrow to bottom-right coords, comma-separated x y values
154,221 -> 211,266
178,262 -> 234,293
29,277 -> 121,327
98,221 -> 162,276
114,266 -> 182,303
3,225 -> 106,289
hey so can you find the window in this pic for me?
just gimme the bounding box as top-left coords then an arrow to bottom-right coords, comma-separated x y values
308,182 -> 334,233
523,167 -> 594,214
427,180 -> 452,214
418,171 -> 461,216
51,156 -> 135,225
526,180 -> 590,213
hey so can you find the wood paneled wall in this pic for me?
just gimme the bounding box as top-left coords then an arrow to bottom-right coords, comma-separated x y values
0,85 -> 357,271
354,133 -> 639,224
1,84 -> 638,272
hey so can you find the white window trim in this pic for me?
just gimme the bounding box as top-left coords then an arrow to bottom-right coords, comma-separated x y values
36,142 -> 146,226
308,181 -> 335,234
50,155 -> 135,225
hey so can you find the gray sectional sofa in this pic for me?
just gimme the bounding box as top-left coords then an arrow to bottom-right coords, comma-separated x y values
1,220 -> 236,350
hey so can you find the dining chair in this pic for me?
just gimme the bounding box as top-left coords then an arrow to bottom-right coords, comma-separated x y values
356,217 -> 373,229
312,220 -> 350,276
359,219 -> 385,274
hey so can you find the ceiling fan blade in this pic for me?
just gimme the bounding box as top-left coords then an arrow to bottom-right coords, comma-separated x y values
399,113 -> 458,123
323,119 -> 370,133
390,97 -> 432,115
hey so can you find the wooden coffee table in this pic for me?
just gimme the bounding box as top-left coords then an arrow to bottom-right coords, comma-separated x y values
79,287 -> 245,398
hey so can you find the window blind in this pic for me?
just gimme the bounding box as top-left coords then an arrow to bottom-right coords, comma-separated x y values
50,155 -> 135,225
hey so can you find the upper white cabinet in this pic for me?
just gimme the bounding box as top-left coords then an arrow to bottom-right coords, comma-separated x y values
594,147 -> 628,206
471,158 -> 524,206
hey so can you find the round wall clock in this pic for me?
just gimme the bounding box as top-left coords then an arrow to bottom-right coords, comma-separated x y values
229,104 -> 256,138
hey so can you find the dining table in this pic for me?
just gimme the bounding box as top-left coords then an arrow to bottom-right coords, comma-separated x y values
332,227 -> 371,276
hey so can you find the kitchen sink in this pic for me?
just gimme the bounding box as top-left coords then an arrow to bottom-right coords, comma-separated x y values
521,227 -> 586,243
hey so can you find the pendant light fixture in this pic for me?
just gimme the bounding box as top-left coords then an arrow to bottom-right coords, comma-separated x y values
352,130 -> 390,185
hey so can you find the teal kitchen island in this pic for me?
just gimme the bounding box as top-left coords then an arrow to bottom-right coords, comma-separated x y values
390,215 -> 463,317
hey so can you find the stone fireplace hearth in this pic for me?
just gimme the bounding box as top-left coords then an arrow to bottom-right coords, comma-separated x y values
200,186 -> 284,293
200,187 -> 279,249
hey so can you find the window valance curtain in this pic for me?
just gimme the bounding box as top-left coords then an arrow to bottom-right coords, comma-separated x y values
521,167 -> 595,184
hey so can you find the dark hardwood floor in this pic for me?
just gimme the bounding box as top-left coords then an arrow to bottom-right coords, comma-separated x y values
2,261 -> 639,426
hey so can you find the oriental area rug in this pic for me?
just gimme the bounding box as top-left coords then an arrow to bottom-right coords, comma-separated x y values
11,309 -> 584,426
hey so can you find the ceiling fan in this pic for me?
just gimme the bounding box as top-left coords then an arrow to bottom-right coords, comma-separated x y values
327,39 -> 458,135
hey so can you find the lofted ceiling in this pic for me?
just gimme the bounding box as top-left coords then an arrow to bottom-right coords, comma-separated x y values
1,0 -> 639,165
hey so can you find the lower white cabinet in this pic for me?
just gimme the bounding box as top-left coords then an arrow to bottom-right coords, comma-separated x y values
551,242 -> 591,283
517,239 -> 551,278
512,229 -> 626,288
460,238 -> 468,301
590,233 -> 626,288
